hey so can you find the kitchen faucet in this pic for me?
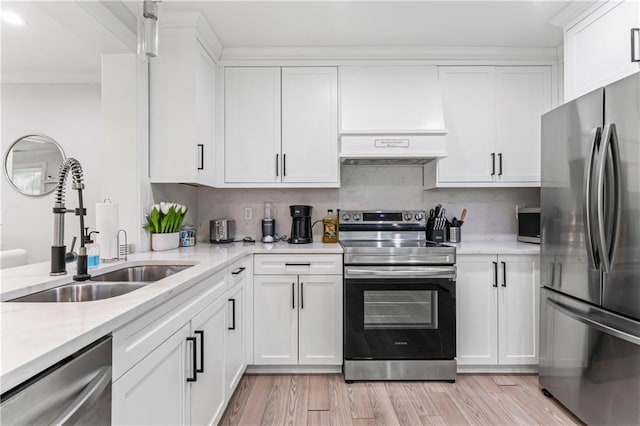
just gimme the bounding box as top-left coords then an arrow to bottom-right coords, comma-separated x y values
50,158 -> 91,281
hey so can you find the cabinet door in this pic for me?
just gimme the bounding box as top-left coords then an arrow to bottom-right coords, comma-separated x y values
437,67 -> 495,183
498,254 -> 540,365
112,323 -> 190,425
253,275 -> 298,364
565,0 -> 640,101
495,66 -> 551,184
195,42 -> 215,185
190,296 -> 226,426
225,67 -> 281,183
225,282 -> 245,395
456,255 -> 499,365
298,275 -> 343,365
281,67 -> 338,184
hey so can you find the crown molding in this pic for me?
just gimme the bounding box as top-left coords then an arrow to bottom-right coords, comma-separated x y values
161,10 -> 223,61
548,0 -> 601,29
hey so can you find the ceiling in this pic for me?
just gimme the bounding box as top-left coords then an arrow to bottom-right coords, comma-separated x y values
1,2 -> 132,83
162,1 -> 571,48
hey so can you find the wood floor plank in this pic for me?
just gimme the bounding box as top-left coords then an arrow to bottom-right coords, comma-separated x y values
402,382 -> 439,416
509,376 -> 583,425
492,374 -> 519,386
366,382 -> 401,426
489,390 -> 539,425
384,382 -> 423,426
236,375 -> 274,426
283,375 -> 309,426
422,381 -> 450,393
307,410 -> 331,426
420,415 -> 446,426
472,374 -> 503,393
261,375 -> 291,426
446,384 -> 502,425
220,375 -> 256,425
457,374 -> 518,424
308,375 -> 331,411
328,374 -> 354,426
347,382 -> 375,419
351,419 -> 377,426
429,392 -> 470,425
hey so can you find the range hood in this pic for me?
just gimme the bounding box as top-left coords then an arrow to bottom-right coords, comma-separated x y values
339,65 -> 447,165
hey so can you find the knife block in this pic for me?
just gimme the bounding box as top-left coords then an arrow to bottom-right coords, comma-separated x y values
427,218 -> 447,242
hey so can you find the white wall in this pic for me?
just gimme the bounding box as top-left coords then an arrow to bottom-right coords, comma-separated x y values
1,83 -> 102,263
196,166 -> 539,243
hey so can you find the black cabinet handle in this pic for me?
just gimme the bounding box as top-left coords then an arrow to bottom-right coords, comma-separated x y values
301,282 -> 304,309
498,153 -> 503,176
283,154 -> 287,177
228,298 -> 236,330
492,261 -> 498,287
186,337 -> 197,382
292,282 -> 295,309
285,262 -> 311,266
501,261 -> 507,287
491,153 -> 496,176
197,144 -> 204,170
194,330 -> 204,373
276,154 -> 279,177
632,28 -> 640,62
231,267 -> 246,275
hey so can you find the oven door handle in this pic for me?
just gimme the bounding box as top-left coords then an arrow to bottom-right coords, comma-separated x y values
345,266 -> 456,279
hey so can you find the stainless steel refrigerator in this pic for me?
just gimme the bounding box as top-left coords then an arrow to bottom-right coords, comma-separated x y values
539,72 -> 640,425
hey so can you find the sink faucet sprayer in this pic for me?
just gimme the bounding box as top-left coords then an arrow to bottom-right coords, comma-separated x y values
50,158 -> 91,281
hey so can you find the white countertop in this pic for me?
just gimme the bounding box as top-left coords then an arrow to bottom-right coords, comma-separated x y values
0,241 -> 342,392
451,240 -> 541,255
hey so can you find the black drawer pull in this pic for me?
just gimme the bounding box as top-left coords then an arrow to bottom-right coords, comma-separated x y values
231,267 -> 246,275
501,261 -> 507,287
197,144 -> 204,170
194,330 -> 204,373
498,153 -> 503,176
228,298 -> 236,330
285,262 -> 311,266
186,337 -> 197,382
491,153 -> 496,176
492,261 -> 498,287
301,282 -> 304,309
292,282 -> 295,309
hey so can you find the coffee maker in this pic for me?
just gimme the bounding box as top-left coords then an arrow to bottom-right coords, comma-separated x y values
288,205 -> 313,244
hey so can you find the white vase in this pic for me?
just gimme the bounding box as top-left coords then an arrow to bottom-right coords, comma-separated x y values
151,232 -> 180,251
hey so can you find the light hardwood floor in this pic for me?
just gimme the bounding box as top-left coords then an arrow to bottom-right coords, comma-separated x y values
220,374 -> 582,426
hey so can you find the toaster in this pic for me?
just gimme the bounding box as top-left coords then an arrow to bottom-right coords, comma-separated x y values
210,219 -> 235,243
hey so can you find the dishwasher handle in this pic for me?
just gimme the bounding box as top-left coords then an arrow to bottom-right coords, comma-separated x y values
51,366 -> 111,426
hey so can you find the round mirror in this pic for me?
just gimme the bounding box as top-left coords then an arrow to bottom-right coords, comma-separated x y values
4,134 -> 66,197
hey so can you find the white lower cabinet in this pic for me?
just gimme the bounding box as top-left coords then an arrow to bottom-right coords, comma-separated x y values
456,253 -> 539,367
225,282 -> 246,394
253,254 -> 343,366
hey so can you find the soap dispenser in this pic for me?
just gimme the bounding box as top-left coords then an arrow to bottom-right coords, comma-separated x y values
84,228 -> 101,268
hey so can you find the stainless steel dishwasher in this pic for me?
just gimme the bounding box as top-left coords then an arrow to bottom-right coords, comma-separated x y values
1,336 -> 112,425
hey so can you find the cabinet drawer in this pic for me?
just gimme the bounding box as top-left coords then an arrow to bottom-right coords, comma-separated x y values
228,256 -> 250,289
254,254 -> 342,275
112,270 -> 226,380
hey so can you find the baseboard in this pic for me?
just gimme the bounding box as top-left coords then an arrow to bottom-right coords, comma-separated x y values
457,365 -> 539,374
246,365 -> 342,374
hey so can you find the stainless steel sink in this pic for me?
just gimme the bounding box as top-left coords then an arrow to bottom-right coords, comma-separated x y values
90,265 -> 192,282
8,264 -> 193,302
9,283 -> 148,303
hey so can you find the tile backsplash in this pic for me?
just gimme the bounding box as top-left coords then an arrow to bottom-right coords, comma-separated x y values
186,166 -> 539,243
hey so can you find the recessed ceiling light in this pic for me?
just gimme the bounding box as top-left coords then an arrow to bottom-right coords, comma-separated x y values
1,10 -> 26,26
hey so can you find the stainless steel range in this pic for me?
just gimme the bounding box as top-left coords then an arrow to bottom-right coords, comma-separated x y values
340,210 -> 457,382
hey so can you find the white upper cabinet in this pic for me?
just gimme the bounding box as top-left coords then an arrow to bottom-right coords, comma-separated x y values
426,66 -> 552,188
224,67 -> 281,183
564,0 -> 640,101
150,14 -> 219,186
281,67 -> 338,183
224,67 -> 339,187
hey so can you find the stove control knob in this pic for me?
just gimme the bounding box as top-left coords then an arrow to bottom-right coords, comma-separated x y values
404,213 -> 412,221
415,213 -> 425,221
353,214 -> 361,221
342,214 -> 351,222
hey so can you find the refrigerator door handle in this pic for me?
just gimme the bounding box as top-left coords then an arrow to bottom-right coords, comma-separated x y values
596,124 -> 622,273
546,298 -> 640,346
583,127 -> 601,270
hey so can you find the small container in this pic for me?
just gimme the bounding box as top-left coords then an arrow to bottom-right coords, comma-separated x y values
322,209 -> 339,243
180,225 -> 196,247
85,229 -> 100,268
449,226 -> 461,243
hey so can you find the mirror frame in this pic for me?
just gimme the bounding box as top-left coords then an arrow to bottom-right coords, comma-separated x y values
3,134 -> 66,197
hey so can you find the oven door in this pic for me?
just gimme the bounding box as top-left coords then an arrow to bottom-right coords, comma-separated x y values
344,266 -> 456,360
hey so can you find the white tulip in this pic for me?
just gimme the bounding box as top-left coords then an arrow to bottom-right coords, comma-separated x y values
180,205 -> 187,214
151,204 -> 160,213
160,202 -> 170,215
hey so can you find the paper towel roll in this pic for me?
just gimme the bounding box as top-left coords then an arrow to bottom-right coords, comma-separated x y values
96,202 -> 119,260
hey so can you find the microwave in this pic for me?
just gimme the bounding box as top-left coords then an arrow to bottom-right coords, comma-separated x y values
517,207 -> 540,244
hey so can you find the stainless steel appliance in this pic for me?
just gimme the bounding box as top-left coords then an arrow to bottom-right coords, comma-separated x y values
517,206 -> 541,244
340,210 -> 457,381
261,218 -> 276,243
210,219 -> 235,243
288,205 -> 313,244
540,72 -> 640,425
0,336 -> 112,424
